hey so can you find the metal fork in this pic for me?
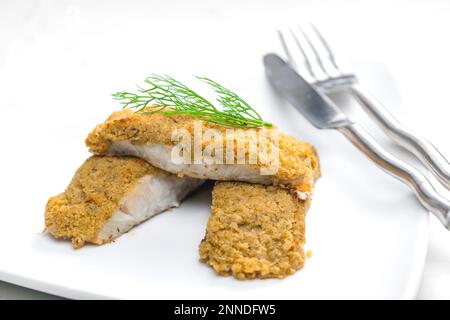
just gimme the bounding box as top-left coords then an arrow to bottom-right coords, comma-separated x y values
278,24 -> 450,190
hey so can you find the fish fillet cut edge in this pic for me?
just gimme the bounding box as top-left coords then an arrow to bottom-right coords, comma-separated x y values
86,110 -> 320,197
45,156 -> 204,248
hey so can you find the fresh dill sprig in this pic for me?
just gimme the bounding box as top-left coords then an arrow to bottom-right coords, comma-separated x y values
112,74 -> 272,129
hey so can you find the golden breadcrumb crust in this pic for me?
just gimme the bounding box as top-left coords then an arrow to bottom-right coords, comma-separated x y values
85,109 -> 320,192
45,156 -> 159,248
199,182 -> 311,279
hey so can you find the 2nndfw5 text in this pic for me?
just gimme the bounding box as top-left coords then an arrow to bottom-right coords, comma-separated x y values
174,304 -> 276,317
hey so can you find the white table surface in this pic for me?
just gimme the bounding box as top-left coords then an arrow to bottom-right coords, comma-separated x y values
1,0 -> 450,300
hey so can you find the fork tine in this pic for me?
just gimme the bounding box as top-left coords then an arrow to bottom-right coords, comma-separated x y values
309,22 -> 341,73
277,30 -> 296,70
297,25 -> 332,77
286,27 -> 317,80
276,22 -> 356,90
278,29 -> 316,79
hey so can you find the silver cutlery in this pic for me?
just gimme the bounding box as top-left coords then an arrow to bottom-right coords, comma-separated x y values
278,24 -> 450,190
263,53 -> 450,229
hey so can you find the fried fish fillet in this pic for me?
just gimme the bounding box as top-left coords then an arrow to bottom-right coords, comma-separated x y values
199,181 -> 311,279
45,156 -> 203,248
85,109 -> 320,197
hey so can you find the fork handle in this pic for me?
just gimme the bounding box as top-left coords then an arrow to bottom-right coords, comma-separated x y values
351,85 -> 450,189
338,123 -> 450,228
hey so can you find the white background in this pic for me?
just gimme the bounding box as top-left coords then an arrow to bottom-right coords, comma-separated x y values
1,0 -> 450,299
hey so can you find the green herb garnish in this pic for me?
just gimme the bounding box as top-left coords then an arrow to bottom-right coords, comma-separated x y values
112,74 -> 272,129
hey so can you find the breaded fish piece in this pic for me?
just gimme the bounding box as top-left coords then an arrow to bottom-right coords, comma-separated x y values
45,156 -> 203,248
86,110 -> 320,197
199,181 -> 311,279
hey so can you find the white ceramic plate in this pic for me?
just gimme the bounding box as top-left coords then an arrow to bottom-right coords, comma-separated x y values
0,1 -> 428,299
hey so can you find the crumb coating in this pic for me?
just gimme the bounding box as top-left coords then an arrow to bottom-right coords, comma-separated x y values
199,182 -> 311,279
45,156 -> 159,248
85,109 -> 320,192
